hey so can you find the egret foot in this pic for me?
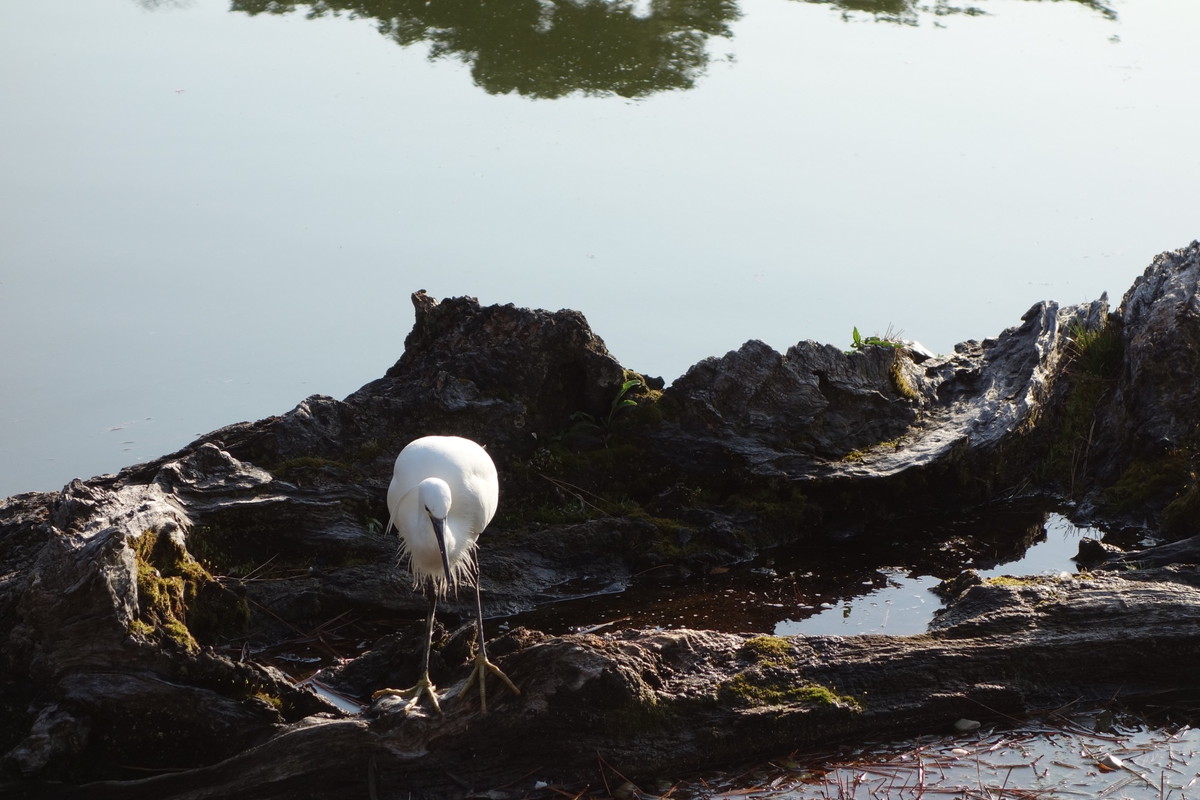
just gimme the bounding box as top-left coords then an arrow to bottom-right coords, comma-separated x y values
466,652 -> 520,714
372,675 -> 442,714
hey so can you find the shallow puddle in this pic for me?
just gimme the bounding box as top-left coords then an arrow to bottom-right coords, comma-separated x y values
777,512 -> 1108,637
502,505 -> 1135,638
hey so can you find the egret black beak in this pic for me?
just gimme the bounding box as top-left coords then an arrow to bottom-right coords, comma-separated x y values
430,516 -> 453,588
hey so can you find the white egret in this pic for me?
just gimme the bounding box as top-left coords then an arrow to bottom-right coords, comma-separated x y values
372,435 -> 519,713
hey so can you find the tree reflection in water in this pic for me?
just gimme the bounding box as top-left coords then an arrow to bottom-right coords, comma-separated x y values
226,0 -> 1116,98
231,0 -> 740,98
808,0 -> 1116,26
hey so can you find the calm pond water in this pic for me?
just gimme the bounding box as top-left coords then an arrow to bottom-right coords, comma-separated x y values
2,0 -> 1199,498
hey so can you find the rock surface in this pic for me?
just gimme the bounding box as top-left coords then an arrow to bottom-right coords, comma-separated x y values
660,296 -> 1109,506
2,242 -> 1200,797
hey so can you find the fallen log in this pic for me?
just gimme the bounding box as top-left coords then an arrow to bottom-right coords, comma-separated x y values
12,569 -> 1200,799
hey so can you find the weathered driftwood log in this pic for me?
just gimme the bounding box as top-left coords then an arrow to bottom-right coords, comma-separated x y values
12,569 -> 1200,799
2,242 -> 1200,797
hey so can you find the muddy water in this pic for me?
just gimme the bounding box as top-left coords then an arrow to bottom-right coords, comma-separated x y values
501,504 -> 1148,637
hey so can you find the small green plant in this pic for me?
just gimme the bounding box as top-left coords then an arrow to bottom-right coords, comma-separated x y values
564,378 -> 643,446
598,378 -> 643,427
850,326 -> 904,352
1066,318 -> 1123,379
357,438 -> 386,462
251,690 -> 284,711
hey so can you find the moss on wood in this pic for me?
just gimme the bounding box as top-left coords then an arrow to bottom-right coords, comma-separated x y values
129,527 -> 249,650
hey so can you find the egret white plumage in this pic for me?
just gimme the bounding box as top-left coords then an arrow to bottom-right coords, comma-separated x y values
372,435 -> 519,713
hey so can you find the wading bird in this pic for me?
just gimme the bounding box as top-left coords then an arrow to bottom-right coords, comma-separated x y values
373,435 -> 519,713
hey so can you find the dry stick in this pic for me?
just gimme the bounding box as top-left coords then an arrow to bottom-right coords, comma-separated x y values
245,594 -> 310,638
307,610 -> 360,651
545,786 -> 589,799
595,752 -> 612,797
974,746 -> 984,800
654,780 -> 680,799
574,618 -> 629,635
239,553 -> 281,582
241,597 -> 356,664
632,564 -> 674,578
283,610 -> 359,655
541,474 -> 612,516
1051,715 -> 1126,744
999,763 -> 1015,797
962,696 -> 1034,728
107,762 -> 194,775
492,765 -> 553,793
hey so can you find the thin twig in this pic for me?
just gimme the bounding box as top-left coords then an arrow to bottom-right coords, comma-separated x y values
541,474 -> 613,515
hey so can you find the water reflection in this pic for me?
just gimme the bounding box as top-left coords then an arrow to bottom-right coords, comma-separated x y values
503,508 -> 1112,637
802,0 -> 1116,26
217,0 -> 1117,98
230,0 -> 739,98
775,512 -> 1096,636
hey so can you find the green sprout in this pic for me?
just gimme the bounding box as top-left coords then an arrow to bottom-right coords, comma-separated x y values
566,378 -> 643,446
850,326 -> 904,352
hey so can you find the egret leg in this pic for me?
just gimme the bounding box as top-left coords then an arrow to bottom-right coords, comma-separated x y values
372,592 -> 442,713
466,580 -> 519,714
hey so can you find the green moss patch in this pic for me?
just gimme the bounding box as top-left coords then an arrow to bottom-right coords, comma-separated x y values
741,635 -> 795,664
1163,475 -> 1200,535
1099,443 -> 1200,536
720,671 -> 860,710
130,527 -> 249,650
1102,452 -> 1191,515
889,360 -> 919,400
984,575 -> 1043,588
724,479 -> 814,537
271,455 -> 352,476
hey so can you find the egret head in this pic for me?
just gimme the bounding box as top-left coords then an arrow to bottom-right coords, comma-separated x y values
417,478 -> 454,587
